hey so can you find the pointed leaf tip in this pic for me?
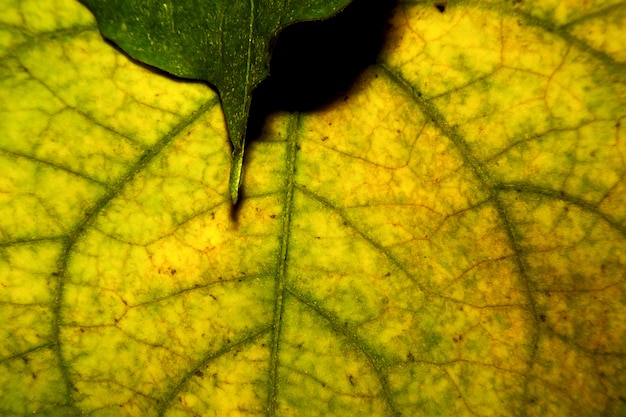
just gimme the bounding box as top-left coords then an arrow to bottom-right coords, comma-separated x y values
80,0 -> 354,202
229,148 -> 245,204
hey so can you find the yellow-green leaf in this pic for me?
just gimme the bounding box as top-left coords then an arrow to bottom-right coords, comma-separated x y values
1,0 -> 625,416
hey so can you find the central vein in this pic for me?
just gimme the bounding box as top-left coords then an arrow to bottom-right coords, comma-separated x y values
229,0 -> 256,203
267,114 -> 300,415
245,0 -> 255,100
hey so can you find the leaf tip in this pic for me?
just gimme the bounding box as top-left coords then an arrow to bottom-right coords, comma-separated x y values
229,148 -> 245,204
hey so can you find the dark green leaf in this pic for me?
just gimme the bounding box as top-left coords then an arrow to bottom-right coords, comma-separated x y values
79,0 -> 353,202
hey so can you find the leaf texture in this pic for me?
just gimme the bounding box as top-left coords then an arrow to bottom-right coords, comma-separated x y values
1,0 -> 626,416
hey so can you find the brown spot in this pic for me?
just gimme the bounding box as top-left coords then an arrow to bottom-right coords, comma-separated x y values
348,374 -> 355,386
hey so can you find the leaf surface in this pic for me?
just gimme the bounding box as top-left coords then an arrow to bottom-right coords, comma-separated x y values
78,0 -> 352,202
1,0 -> 626,416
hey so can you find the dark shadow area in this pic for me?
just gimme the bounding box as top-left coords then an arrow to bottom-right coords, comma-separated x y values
247,0 -> 399,142
435,2 -> 447,13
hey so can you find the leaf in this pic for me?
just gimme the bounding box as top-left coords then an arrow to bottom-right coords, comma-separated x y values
1,0 -> 626,416
78,0 -> 353,203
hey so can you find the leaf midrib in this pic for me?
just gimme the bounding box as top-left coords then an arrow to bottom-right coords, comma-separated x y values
265,112 -> 300,414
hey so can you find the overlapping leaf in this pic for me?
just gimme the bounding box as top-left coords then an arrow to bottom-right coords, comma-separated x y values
1,0 -> 625,416
79,0 -> 353,202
